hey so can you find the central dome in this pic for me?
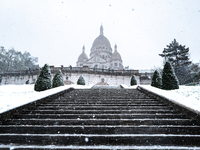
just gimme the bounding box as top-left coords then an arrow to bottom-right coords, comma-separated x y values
92,34 -> 111,48
90,25 -> 112,57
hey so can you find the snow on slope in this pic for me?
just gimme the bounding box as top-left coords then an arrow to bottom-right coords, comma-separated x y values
0,84 -> 93,114
172,86 -> 200,101
139,85 -> 200,114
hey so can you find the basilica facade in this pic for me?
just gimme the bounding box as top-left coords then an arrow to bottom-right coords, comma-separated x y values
76,25 -> 123,70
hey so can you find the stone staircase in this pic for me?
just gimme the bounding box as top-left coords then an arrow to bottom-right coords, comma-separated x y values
0,88 -> 200,149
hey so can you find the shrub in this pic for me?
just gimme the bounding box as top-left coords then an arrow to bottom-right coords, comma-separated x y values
151,70 -> 162,89
130,75 -> 137,86
192,82 -> 196,86
77,75 -> 85,85
162,61 -> 179,90
52,69 -> 64,88
34,64 -> 52,91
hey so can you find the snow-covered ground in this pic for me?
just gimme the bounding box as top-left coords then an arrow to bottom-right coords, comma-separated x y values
139,85 -> 200,114
0,84 -> 93,114
0,84 -> 200,114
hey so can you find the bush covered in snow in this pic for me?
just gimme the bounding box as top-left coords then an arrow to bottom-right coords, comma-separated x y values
77,75 -> 85,85
34,64 -> 52,91
162,61 -> 179,90
151,70 -> 162,89
52,69 -> 64,88
130,75 -> 137,86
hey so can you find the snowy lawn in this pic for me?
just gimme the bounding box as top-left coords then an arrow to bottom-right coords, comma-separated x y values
0,84 -> 93,114
138,85 -> 200,114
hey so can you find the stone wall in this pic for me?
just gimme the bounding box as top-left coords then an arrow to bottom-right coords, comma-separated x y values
0,67 -> 151,86
0,74 -> 38,85
64,73 -> 141,86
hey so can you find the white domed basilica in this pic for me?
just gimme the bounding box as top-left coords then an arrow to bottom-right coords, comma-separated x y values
76,25 -> 123,70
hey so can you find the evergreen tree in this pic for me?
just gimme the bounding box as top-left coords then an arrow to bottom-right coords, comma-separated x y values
130,75 -> 137,86
151,70 -> 162,89
162,61 -> 179,90
159,39 -> 192,84
52,69 -> 64,88
34,64 -> 52,91
77,75 -> 85,85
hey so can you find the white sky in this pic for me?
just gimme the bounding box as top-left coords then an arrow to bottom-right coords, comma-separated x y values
1,0 -> 200,69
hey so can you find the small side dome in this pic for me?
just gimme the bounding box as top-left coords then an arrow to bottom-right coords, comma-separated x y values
78,46 -> 88,62
111,44 -> 122,61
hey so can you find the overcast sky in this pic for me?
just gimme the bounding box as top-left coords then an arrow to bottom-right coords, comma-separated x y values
1,0 -> 200,70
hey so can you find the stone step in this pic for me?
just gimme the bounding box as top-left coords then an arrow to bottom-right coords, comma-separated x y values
62,96 -> 152,99
48,101 -> 161,105
0,134 -> 200,146
35,105 -> 172,110
70,96 -> 146,99
61,96 -> 153,99
57,98 -> 155,100
46,100 -> 161,105
13,113 -> 187,119
2,118 -> 196,126
0,145 -> 199,150
40,103 -> 165,106
1,125 -> 200,134
22,109 -> 177,114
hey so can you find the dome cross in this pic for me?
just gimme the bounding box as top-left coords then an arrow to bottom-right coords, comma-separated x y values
82,45 -> 85,52
100,25 -> 104,35
114,44 -> 117,51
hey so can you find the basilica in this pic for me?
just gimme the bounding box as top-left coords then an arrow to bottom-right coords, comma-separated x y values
76,25 -> 123,70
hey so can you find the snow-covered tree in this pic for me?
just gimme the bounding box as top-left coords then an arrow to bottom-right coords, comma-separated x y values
52,69 -> 64,88
151,70 -> 162,89
159,39 -> 191,67
0,46 -> 38,72
130,75 -> 137,86
159,39 -> 192,84
162,61 -> 179,90
34,64 -> 52,91
77,75 -> 85,85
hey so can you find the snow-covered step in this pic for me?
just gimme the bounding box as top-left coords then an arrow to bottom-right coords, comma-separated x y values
0,134 -> 200,146
47,101 -> 161,105
44,102 -> 163,105
13,113 -> 187,119
36,105 -> 171,110
53,98 -> 156,101
21,109 -> 177,114
62,96 -> 152,99
63,89 -> 151,99
1,145 -> 200,150
2,118 -> 196,126
1,125 -> 200,134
